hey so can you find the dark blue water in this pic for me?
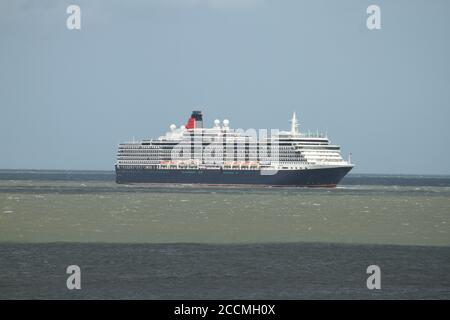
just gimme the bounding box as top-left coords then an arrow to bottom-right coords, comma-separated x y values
1,242 -> 449,299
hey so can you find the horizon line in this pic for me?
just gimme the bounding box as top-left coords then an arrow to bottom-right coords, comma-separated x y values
0,168 -> 449,178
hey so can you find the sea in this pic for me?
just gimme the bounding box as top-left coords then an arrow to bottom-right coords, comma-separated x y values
0,170 -> 449,299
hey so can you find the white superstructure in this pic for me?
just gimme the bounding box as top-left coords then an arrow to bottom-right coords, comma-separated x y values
116,112 -> 353,172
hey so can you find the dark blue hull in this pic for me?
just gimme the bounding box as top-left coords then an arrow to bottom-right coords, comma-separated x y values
115,166 -> 353,187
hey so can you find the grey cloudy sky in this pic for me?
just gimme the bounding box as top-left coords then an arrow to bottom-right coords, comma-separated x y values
0,0 -> 449,174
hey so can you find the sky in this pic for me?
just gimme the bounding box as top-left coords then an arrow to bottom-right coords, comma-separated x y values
0,0 -> 449,174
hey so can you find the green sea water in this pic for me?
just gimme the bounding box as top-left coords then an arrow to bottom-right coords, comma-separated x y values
1,178 -> 449,246
1,172 -> 450,299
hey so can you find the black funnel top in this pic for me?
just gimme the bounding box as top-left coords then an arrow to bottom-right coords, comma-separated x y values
191,111 -> 203,121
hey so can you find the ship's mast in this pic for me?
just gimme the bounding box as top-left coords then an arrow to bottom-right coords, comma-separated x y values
290,112 -> 299,135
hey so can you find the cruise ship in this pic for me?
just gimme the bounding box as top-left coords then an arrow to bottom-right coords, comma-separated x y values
115,111 -> 354,186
